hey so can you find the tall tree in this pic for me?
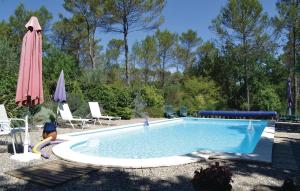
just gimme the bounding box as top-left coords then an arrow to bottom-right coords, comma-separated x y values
211,0 -> 273,110
106,39 -> 124,66
105,39 -> 124,84
192,41 -> 219,77
8,4 -> 52,48
63,0 -> 105,68
52,15 -> 86,64
155,29 -> 177,87
273,0 -> 300,114
134,36 -> 157,83
0,21 -> 13,42
175,29 -> 202,73
103,0 -> 165,85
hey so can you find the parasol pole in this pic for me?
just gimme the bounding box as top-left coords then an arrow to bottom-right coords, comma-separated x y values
23,115 -> 29,154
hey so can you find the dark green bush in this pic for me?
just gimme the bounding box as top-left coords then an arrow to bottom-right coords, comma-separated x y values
116,107 -> 132,119
0,37 -> 26,117
140,85 -> 164,107
43,47 -> 79,83
252,85 -> 281,111
191,162 -> 233,191
145,107 -> 164,118
140,85 -> 164,117
67,93 -> 89,117
83,84 -> 133,119
32,106 -> 56,125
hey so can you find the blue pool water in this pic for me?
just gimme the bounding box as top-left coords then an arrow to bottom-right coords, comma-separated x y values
71,118 -> 268,159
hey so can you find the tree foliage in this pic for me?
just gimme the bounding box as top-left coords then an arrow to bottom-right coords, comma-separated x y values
273,0 -> 300,113
8,4 -> 52,48
155,29 -> 177,87
134,35 -> 157,83
103,0 -> 166,84
176,29 -> 202,73
63,0 -> 106,68
211,0 -> 274,110
0,37 -> 21,117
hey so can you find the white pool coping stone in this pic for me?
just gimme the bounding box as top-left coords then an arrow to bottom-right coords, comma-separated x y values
53,118 -> 275,168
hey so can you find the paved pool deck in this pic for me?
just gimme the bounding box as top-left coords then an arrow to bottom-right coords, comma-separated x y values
272,122 -> 300,187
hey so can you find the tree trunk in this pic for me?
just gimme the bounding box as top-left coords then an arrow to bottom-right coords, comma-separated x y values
241,20 -> 250,111
85,19 -> 95,69
161,53 -> 166,88
89,41 -> 96,69
246,75 -> 250,111
243,48 -> 250,110
293,25 -> 297,114
123,16 -> 130,85
144,59 -> 149,84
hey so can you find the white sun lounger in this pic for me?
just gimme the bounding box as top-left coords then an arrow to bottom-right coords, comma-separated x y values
58,103 -> 90,129
88,102 -> 121,126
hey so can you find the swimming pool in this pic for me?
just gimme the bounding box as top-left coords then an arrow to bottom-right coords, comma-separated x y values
53,118 -> 274,167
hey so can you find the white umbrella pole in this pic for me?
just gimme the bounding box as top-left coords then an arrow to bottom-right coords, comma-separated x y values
56,103 -> 60,125
23,115 -> 29,154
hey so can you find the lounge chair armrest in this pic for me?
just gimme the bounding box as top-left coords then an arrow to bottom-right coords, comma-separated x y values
0,120 -> 10,125
9,118 -> 26,130
0,119 -> 10,122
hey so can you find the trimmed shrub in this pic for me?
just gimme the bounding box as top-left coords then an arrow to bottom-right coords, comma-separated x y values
83,84 -> 133,119
182,77 -> 222,114
140,85 -> 164,117
116,107 -> 132,120
191,162 -> 233,191
145,107 -> 164,118
32,106 -> 56,125
252,85 -> 281,111
67,93 -> 89,117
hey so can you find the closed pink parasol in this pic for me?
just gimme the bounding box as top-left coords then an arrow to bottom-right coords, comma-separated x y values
16,16 -> 43,106
12,16 -> 43,162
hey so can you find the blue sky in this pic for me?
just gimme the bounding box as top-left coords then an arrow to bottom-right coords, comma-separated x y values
0,0 -> 277,48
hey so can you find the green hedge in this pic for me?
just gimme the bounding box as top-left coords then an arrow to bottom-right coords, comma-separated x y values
83,84 -> 133,119
140,85 -> 164,117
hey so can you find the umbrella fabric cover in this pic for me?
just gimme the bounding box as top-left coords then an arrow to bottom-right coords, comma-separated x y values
53,70 -> 66,102
15,16 -> 43,106
11,16 -> 43,162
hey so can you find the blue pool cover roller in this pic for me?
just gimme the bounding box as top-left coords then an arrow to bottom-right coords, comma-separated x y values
198,110 -> 277,118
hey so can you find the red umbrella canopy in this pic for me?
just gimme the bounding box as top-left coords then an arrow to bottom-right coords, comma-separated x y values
15,16 -> 43,106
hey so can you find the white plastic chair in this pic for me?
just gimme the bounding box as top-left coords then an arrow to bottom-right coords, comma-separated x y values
88,102 -> 121,126
0,104 -> 25,154
58,103 -> 90,129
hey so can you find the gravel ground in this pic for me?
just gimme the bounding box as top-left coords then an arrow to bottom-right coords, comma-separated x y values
0,119 -> 299,191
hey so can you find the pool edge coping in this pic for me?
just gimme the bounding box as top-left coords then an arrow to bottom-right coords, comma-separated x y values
52,118 -> 274,168
57,118 -> 182,141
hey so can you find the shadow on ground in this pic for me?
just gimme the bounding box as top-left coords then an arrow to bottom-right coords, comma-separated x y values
1,166 -> 193,191
276,122 -> 300,133
1,159 -> 297,191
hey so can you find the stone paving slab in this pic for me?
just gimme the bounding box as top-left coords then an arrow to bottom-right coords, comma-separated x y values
272,136 -> 298,171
